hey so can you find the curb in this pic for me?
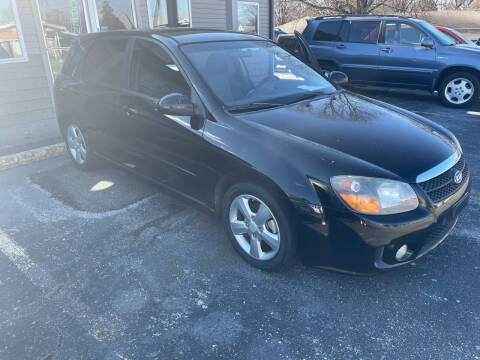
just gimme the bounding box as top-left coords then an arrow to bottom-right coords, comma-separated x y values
0,143 -> 67,172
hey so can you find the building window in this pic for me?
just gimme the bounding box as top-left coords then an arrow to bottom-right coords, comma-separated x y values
237,1 -> 258,35
147,0 -> 190,28
38,0 -> 88,77
95,0 -> 136,31
0,0 -> 27,63
147,0 -> 168,27
176,0 -> 190,27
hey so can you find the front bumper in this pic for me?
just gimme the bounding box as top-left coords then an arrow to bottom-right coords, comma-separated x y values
299,175 -> 471,274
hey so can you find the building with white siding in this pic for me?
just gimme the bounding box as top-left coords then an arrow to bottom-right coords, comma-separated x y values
0,0 -> 273,130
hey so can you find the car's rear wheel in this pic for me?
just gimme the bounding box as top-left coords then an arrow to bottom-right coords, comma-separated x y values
222,182 -> 296,270
65,123 -> 96,170
439,72 -> 479,108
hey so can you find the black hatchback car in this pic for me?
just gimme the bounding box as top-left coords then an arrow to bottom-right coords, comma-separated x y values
55,29 -> 470,273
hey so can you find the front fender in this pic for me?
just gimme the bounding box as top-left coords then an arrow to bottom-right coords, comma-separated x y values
204,110 -> 323,216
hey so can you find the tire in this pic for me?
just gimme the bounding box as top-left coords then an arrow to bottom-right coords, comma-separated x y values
64,122 -> 97,170
439,71 -> 479,108
222,182 -> 297,271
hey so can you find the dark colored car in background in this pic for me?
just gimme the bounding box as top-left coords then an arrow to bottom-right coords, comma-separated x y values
55,29 -> 470,273
302,15 -> 480,107
435,25 -> 479,46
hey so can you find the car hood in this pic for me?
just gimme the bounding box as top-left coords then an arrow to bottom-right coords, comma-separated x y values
237,92 -> 457,183
443,44 -> 480,55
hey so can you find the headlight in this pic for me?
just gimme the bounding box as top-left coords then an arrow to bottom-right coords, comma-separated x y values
329,176 -> 418,215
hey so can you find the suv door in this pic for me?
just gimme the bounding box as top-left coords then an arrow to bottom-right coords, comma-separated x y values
119,38 -> 215,202
331,20 -> 382,83
378,21 -> 437,89
307,20 -> 343,71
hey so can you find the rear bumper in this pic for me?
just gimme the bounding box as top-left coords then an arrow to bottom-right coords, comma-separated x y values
299,175 -> 470,274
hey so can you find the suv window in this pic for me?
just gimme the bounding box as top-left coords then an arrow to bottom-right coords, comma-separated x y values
384,22 -> 426,45
129,39 -> 189,98
313,21 -> 342,41
348,21 -> 380,44
80,39 -> 127,86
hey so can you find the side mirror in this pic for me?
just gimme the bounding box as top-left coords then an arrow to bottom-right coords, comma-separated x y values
156,93 -> 195,116
476,39 -> 480,46
328,71 -> 349,86
421,37 -> 434,49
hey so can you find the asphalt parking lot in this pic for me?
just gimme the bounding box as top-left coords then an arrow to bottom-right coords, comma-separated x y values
0,90 -> 479,360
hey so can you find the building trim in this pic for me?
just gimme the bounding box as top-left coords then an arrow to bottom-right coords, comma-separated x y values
32,0 -> 56,117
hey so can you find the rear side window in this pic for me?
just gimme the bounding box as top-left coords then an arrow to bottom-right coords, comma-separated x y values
348,21 -> 380,43
80,38 -> 127,87
313,21 -> 342,41
61,39 -> 83,77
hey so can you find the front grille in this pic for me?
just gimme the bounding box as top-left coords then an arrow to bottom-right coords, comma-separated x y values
418,155 -> 468,203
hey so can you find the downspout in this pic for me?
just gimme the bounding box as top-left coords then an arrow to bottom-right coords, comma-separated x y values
269,0 -> 274,39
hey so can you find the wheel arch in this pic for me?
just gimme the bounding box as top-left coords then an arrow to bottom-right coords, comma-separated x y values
434,66 -> 480,91
213,166 -> 294,217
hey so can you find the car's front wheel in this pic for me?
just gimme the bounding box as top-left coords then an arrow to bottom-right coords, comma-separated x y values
222,182 -> 297,270
64,123 -> 97,170
439,72 -> 479,108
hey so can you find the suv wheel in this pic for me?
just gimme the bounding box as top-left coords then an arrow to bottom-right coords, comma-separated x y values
439,72 -> 479,108
65,123 -> 96,170
222,182 -> 297,270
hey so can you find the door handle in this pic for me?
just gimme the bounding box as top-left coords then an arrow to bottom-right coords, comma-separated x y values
124,105 -> 138,116
381,47 -> 392,53
336,44 -> 346,49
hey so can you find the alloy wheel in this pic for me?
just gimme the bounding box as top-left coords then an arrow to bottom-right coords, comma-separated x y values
229,194 -> 280,261
66,124 -> 87,165
444,78 -> 474,105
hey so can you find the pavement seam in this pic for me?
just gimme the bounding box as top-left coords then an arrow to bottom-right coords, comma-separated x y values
0,143 -> 66,172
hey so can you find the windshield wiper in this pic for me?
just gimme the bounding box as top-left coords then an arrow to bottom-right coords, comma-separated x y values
227,102 -> 283,113
286,91 -> 328,105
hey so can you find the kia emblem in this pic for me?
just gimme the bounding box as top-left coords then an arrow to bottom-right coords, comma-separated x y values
453,170 -> 463,184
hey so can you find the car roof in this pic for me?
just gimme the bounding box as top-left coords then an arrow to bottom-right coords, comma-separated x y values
78,28 -> 266,44
311,14 -> 420,22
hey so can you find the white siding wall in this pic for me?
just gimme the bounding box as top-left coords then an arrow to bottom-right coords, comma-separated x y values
191,0 -> 227,29
0,0 -> 55,125
257,0 -> 270,38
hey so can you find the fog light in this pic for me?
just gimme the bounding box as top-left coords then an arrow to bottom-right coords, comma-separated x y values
395,245 -> 412,262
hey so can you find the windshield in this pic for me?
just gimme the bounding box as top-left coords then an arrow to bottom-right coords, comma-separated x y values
181,40 -> 336,108
417,20 -> 455,45
448,28 -> 475,45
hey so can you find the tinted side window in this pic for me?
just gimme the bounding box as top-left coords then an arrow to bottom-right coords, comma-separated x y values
313,21 -> 342,41
348,21 -> 380,43
129,40 -> 189,98
80,39 -> 127,86
61,39 -> 83,77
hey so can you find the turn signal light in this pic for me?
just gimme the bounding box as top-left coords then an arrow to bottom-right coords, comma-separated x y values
339,193 -> 381,214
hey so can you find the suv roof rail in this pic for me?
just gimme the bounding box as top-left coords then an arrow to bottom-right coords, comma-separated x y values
313,14 -> 410,20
